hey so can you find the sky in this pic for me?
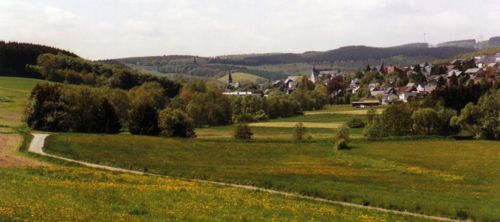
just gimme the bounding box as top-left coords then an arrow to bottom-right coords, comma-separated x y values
1,0 -> 499,60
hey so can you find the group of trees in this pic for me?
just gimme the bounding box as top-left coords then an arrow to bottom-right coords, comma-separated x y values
24,75 -> 328,137
0,41 -> 77,78
25,83 -> 124,133
366,88 -> 499,140
31,53 -> 182,97
25,81 -> 195,137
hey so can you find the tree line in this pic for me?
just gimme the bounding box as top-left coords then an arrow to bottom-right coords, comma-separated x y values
366,87 -> 500,140
25,76 -> 329,137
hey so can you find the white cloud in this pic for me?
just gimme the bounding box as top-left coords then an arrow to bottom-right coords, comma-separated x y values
0,0 -> 499,59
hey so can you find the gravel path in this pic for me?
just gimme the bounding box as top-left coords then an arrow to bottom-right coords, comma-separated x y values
29,133 -> 462,222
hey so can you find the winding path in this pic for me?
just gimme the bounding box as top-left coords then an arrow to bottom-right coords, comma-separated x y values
29,133 -> 462,222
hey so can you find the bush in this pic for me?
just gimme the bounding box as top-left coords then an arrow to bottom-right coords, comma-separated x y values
129,103 -> 159,135
366,103 -> 412,138
158,108 -> 195,138
293,122 -> 307,141
366,108 -> 377,125
336,138 -> 348,150
346,118 -> 366,128
411,108 -> 440,135
234,123 -> 253,140
335,125 -> 350,142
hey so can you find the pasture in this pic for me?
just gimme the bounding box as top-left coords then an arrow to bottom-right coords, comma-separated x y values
197,105 -> 370,140
0,77 -> 44,129
0,167 -> 433,221
45,134 -> 500,221
217,72 -> 267,83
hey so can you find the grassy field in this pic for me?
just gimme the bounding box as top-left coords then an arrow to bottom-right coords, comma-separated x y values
0,76 -> 44,130
45,134 -> 500,221
217,72 -> 267,83
197,105 -> 370,140
0,167 -> 433,222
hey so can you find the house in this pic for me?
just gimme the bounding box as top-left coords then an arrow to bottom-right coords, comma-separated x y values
370,90 -> 385,97
283,76 -> 300,94
310,68 -> 341,83
487,62 -> 499,69
271,80 -> 283,87
447,70 -> 462,78
464,68 -> 484,79
381,94 -> 400,105
399,83 -> 418,102
351,99 -> 380,108
417,84 -> 436,95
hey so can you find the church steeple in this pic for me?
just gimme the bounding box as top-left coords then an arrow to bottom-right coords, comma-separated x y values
227,70 -> 233,84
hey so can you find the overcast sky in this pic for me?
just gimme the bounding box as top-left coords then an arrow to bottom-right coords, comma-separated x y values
1,0 -> 499,60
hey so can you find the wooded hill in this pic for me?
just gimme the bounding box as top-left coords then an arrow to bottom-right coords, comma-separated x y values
107,44 -> 474,80
210,45 -> 473,66
0,41 -> 77,78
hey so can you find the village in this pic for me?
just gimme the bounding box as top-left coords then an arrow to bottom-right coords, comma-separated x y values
223,52 -> 500,108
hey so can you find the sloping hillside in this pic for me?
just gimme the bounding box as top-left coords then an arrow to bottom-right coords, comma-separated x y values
217,72 -> 267,83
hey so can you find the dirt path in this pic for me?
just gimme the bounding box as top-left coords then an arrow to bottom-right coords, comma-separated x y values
29,133 -> 462,222
0,134 -> 44,167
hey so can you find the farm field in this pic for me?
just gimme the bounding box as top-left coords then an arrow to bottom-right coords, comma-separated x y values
217,71 -> 267,83
197,105 -> 370,140
0,167 -> 434,221
45,134 -> 500,221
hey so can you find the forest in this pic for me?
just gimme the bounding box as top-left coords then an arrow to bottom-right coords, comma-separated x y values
0,41 -> 77,78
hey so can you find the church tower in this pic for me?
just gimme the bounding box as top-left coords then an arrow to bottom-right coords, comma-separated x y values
227,70 -> 233,84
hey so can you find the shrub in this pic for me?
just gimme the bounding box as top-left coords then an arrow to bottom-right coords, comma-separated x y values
335,125 -> 350,142
366,103 -> 412,138
366,108 -> 377,125
234,123 -> 253,140
411,108 -> 440,135
336,139 -> 348,150
129,103 -> 159,135
293,122 -> 307,141
346,118 -> 366,128
158,108 -> 195,138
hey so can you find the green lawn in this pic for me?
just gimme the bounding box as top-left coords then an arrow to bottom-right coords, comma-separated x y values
0,76 -> 44,129
45,134 -> 500,221
0,167 -> 431,222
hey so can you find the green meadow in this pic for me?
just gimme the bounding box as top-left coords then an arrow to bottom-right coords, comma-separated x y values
0,76 -> 45,130
217,72 -> 267,83
45,134 -> 500,221
3,76 -> 500,221
0,167 -> 434,221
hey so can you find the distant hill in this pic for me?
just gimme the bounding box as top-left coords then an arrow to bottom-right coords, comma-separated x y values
0,41 -> 77,78
106,44 -> 474,80
209,45 -> 473,66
